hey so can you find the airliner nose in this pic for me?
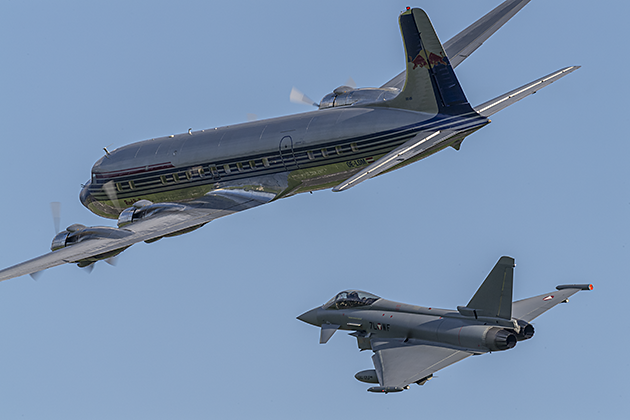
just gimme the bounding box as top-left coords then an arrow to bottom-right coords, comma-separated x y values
80,180 -> 92,210
297,308 -> 320,326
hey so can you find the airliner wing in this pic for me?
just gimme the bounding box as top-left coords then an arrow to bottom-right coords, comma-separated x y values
512,284 -> 593,323
332,130 -> 457,192
382,0 -> 531,89
0,190 -> 276,282
371,338 -> 473,389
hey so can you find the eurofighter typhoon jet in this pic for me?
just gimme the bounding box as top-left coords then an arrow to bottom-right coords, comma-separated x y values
0,1 -> 578,281
297,257 -> 592,393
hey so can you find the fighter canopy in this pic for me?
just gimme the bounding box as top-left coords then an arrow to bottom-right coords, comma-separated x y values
324,290 -> 380,310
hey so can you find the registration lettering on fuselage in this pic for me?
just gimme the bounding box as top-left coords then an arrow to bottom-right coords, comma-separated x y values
346,157 -> 374,169
369,321 -> 390,331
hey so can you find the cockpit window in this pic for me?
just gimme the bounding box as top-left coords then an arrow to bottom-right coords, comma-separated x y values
324,290 -> 380,310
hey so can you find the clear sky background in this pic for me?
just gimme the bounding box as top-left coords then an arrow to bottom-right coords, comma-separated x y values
0,0 -> 627,418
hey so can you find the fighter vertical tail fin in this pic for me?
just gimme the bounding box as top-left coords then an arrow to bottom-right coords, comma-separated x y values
465,256 -> 514,319
384,8 -> 476,116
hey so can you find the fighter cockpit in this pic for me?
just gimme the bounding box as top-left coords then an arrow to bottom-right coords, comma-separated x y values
323,290 -> 381,310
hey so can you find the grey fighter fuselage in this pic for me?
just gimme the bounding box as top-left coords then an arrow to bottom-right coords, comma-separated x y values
80,105 -> 487,219
299,295 -> 523,353
297,260 -> 591,393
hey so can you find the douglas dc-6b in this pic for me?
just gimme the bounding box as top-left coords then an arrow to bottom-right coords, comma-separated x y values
0,1 -> 578,281
297,257 -> 592,393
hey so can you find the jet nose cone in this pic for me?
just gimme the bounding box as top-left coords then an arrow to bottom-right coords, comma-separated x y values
297,308 -> 320,326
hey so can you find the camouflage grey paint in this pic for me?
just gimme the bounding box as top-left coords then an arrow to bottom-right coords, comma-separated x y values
297,257 -> 592,393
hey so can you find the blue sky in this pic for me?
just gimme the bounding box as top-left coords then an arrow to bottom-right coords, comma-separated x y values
0,1 -> 627,418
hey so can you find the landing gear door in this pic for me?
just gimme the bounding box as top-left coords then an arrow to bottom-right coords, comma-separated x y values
279,136 -> 299,171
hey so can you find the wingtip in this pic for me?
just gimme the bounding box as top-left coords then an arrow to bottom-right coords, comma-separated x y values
556,284 -> 593,291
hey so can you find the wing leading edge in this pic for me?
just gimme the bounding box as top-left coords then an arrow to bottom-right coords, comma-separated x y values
0,189 -> 276,282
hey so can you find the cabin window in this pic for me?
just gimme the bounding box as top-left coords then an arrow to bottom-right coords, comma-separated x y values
321,148 -> 329,157
307,151 -> 314,160
160,175 -> 167,185
115,182 -> 123,192
128,180 -> 135,189
262,157 -> 270,167
173,173 -> 180,183
223,164 -> 231,174
249,160 -> 256,170
351,143 -> 359,152
185,170 -> 192,180
335,146 -> 343,155
236,162 -> 244,172
210,166 -> 218,177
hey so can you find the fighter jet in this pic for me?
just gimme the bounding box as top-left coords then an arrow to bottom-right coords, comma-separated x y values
0,1 -> 578,281
297,257 -> 592,393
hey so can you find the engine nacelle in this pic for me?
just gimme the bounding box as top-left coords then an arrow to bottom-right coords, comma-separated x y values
319,87 -> 400,109
51,231 -> 71,251
355,369 -> 379,384
49,224 -> 133,266
117,200 -> 154,227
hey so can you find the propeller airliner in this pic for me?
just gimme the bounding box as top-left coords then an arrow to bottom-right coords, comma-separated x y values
0,1 -> 578,281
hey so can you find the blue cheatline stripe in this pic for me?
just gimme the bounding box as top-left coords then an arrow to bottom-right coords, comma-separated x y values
89,113 -> 488,201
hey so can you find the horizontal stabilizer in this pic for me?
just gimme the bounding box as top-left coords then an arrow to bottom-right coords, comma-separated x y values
474,66 -> 580,117
333,130 -> 455,192
465,256 -> 514,319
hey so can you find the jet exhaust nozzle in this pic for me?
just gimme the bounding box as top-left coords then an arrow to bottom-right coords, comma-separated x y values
513,320 -> 535,341
486,327 -> 517,351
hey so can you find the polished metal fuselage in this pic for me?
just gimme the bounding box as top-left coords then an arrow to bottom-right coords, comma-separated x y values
81,105 -> 488,218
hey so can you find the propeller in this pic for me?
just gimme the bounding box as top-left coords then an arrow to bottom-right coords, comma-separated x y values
105,255 -> 119,266
103,180 -> 121,211
290,87 -> 319,108
50,202 -> 61,234
30,271 -> 43,281
290,77 -> 357,108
